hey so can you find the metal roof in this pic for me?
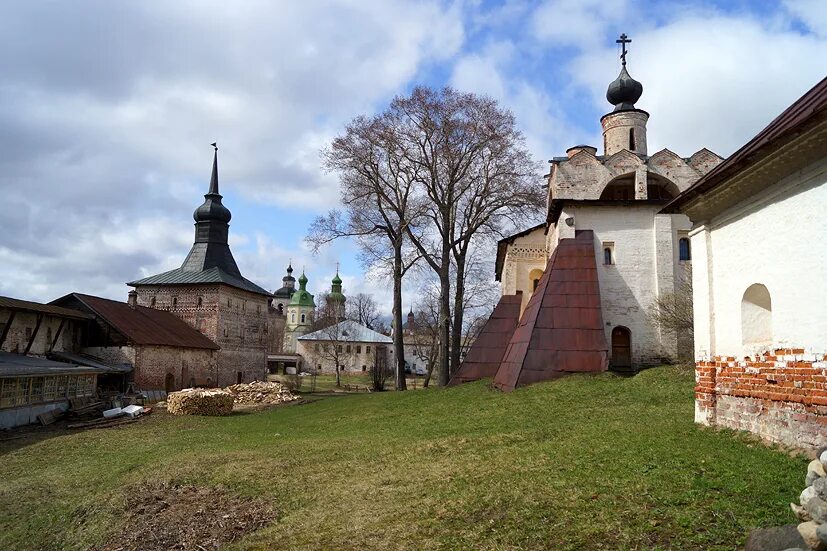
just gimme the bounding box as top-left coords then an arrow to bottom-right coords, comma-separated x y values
0,296 -> 92,320
49,351 -> 133,374
128,266 -> 271,296
662,75 -> 827,214
493,230 -> 609,392
449,293 -> 522,385
297,320 -> 392,344
52,293 -> 220,350
0,351 -> 100,377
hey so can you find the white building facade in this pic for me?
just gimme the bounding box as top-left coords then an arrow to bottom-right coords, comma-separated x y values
497,49 -> 722,369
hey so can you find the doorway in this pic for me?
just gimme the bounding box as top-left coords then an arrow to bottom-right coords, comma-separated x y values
611,326 -> 632,370
164,373 -> 175,393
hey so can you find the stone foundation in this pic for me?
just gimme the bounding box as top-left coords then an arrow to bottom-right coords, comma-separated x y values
696,349 -> 827,450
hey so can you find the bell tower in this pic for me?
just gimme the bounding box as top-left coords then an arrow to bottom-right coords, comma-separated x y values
601,33 -> 648,156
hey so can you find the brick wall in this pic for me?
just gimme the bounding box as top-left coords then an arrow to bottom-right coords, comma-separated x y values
695,349 -> 827,449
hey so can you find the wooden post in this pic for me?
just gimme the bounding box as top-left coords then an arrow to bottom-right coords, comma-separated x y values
49,319 -> 66,353
24,313 -> 44,355
0,311 -> 16,349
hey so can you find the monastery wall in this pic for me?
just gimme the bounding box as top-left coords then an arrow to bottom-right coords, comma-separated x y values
696,352 -> 827,450
84,344 -> 216,390
691,159 -> 827,359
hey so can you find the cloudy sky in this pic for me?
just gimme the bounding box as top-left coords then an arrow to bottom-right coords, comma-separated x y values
1,0 -> 824,313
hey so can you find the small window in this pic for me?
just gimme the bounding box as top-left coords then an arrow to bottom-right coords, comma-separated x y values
362,365 -> 367,372
257,304 -> 261,313
172,297 -> 178,308
291,313 -> 296,323
346,345 -> 351,353
301,313 -> 306,323
237,371 -> 243,384
337,345 -> 343,352
227,298 -> 231,307
356,345 -> 362,354
602,242 -> 615,266
629,128 -> 635,151
151,297 -> 156,307
278,303 -> 284,314
679,237 -> 691,261
366,346 -> 371,354
197,296 -> 203,307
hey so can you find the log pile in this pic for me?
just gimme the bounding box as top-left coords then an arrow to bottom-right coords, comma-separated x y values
226,381 -> 299,405
167,388 -> 234,416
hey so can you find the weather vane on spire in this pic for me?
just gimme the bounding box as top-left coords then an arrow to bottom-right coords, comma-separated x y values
211,142 -> 218,151
617,33 -> 631,66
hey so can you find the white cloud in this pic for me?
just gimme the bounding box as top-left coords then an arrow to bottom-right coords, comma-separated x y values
568,13 -> 827,157
531,0 -> 630,48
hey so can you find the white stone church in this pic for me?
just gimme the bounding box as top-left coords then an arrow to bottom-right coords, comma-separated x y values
496,37 -> 723,372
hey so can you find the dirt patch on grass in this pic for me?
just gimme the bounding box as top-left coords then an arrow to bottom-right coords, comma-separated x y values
92,482 -> 274,551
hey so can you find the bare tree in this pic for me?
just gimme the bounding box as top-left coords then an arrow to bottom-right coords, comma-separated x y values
347,293 -> 380,329
650,273 -> 694,363
395,87 -> 542,385
311,111 -> 426,392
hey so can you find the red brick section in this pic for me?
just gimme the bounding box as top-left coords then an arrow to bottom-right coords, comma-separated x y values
696,349 -> 827,449
493,230 -> 609,392
448,293 -> 523,386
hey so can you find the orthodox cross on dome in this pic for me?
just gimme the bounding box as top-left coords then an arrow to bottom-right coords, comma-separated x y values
616,33 -> 632,66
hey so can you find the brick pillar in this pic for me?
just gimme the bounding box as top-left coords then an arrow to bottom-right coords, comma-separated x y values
694,362 -> 717,425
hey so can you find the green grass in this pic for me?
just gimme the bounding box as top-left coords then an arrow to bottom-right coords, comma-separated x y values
0,367 -> 806,550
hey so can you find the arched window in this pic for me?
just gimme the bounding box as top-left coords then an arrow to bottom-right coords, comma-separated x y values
742,284 -> 772,346
528,268 -> 544,293
277,303 -> 284,314
679,238 -> 691,261
172,297 -> 177,308
604,248 -> 613,265
197,296 -> 203,307
291,313 -> 295,323
300,313 -> 306,323
629,128 -> 635,151
599,177 -> 635,200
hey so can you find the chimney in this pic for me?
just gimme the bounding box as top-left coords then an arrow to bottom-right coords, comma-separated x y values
128,290 -> 138,309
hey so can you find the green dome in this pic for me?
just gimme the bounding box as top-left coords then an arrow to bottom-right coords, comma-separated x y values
289,289 -> 316,308
298,272 -> 308,286
332,273 -> 342,285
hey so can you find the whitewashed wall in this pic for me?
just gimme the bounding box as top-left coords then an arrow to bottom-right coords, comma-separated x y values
692,158 -> 827,358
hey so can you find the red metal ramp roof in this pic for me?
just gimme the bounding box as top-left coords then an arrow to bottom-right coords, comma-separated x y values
448,293 -> 523,386
493,230 -> 608,392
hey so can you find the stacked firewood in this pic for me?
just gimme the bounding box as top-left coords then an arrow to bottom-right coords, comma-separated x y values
166,388 -> 234,416
226,381 -> 299,405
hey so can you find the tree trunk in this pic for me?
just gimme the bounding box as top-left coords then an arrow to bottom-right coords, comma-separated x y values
392,241 -> 407,390
438,261 -> 451,387
450,252 -> 467,375
335,363 -> 341,387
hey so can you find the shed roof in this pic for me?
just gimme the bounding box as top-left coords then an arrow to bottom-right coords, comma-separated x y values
48,351 -> 133,374
297,320 -> 392,344
0,351 -> 100,377
0,295 -> 92,320
662,76 -> 827,214
51,293 -> 219,350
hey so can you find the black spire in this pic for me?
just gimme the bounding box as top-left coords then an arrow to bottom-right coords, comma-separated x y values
208,142 -> 219,194
181,143 -> 241,277
606,33 -> 643,112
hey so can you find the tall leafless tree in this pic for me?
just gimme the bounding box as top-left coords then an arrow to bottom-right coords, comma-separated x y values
310,111 -> 425,392
396,87 -> 542,384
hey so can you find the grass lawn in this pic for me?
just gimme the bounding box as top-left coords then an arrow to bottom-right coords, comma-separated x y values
0,366 -> 807,550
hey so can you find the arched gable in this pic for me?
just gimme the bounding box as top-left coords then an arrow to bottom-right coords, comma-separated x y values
603,149 -> 643,177
688,148 -> 724,175
647,148 -> 701,192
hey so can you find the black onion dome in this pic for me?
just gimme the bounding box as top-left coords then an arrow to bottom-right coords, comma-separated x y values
193,145 -> 232,223
606,66 -> 643,112
193,195 -> 232,223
